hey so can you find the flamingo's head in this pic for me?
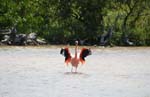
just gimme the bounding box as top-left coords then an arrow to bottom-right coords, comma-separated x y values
75,40 -> 78,45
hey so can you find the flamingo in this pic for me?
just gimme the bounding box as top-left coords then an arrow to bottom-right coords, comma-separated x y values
60,41 -> 92,72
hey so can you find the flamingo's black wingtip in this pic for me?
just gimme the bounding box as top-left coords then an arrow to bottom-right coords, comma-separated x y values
60,48 -> 64,55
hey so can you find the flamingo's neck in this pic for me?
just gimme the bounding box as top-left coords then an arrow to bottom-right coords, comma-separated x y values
75,44 -> 78,58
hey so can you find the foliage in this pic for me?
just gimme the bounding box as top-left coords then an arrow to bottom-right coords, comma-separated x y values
0,0 -> 150,45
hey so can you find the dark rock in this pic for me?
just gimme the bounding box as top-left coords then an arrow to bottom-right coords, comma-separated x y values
123,36 -> 134,46
14,34 -> 27,45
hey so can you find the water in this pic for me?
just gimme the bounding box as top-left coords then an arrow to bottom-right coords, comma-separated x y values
0,46 -> 150,97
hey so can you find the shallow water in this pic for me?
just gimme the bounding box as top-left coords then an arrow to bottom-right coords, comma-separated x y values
0,46 -> 150,97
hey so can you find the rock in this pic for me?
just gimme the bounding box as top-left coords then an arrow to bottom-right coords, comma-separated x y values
36,38 -> 47,45
1,35 -> 11,45
100,27 -> 113,46
1,29 -> 47,46
27,33 -> 37,40
26,33 -> 39,45
123,37 -> 134,46
122,35 -> 134,46
14,34 -> 27,45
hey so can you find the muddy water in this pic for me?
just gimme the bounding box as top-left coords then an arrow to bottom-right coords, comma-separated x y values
0,46 -> 150,97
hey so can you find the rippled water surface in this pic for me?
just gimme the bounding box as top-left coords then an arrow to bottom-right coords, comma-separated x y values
0,46 -> 150,97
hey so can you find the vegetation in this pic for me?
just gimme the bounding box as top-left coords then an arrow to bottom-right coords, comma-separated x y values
0,0 -> 150,46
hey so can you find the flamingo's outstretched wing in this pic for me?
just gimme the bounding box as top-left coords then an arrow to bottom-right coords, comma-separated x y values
60,48 -> 71,64
79,48 -> 92,64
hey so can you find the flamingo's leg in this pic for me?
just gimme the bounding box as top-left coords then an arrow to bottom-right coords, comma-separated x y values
71,66 -> 73,72
75,67 -> 77,73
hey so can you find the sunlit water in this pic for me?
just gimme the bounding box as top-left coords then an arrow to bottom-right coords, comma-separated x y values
0,46 -> 150,97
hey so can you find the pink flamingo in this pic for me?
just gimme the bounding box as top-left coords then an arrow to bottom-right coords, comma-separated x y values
60,41 -> 92,72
